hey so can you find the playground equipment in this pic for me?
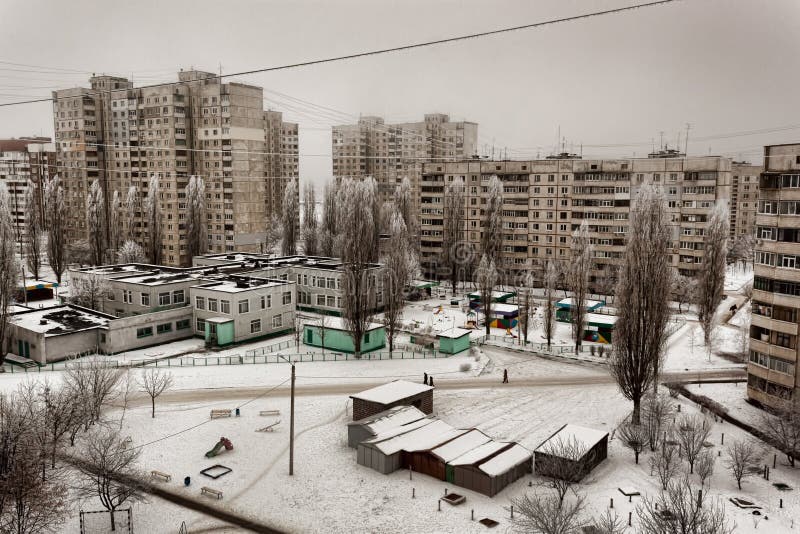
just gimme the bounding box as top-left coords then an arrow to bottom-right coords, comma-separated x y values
256,420 -> 281,432
205,437 -> 233,458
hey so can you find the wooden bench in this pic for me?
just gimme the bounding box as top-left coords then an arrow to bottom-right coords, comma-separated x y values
258,410 -> 280,416
201,486 -> 223,500
210,409 -> 232,419
150,470 -> 172,482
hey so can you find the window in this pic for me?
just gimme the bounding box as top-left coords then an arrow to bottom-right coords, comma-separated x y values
157,323 -> 172,334
250,319 -> 261,333
141,293 -> 150,306
196,319 -> 206,333
220,299 -> 230,314
327,295 -> 336,307
207,298 -> 218,312
260,295 -> 266,309
238,299 -> 249,313
122,290 -> 132,303
317,295 -> 326,305
364,332 -> 371,343
273,315 -> 283,328
172,290 -> 185,304
136,327 -> 153,338
176,319 -> 191,330
282,292 -> 292,305
195,296 -> 205,309
158,292 -> 170,306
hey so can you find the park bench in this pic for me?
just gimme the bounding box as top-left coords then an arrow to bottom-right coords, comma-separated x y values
210,409 -> 232,419
201,486 -> 223,500
258,410 -> 280,416
150,470 -> 172,482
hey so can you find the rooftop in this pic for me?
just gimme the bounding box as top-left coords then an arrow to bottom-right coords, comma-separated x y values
556,298 -> 605,310
10,305 -> 112,336
479,444 -> 532,476
348,406 -> 428,435
193,276 -> 291,293
534,424 -> 609,457
437,328 -> 472,339
196,253 -> 382,271
313,316 -> 383,332
431,429 -> 492,463
350,380 -> 433,405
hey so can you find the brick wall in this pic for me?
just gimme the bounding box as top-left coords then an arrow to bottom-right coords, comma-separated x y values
352,390 -> 434,421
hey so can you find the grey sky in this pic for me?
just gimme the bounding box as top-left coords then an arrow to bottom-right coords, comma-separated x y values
1,0 -> 798,187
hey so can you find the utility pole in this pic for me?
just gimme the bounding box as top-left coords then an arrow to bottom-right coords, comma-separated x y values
289,360 -> 295,475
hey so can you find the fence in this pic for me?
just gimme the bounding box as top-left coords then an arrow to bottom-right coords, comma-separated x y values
79,508 -> 132,534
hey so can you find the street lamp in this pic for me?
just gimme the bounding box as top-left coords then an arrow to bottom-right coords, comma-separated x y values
277,354 -> 295,476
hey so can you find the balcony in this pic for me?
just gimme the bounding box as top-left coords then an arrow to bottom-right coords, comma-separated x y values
747,363 -> 796,389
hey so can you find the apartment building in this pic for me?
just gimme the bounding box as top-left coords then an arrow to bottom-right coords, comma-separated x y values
750,143 -> 800,408
52,70 -> 299,266
418,156 -> 732,284
0,138 -> 57,246
731,162 -> 762,238
332,114 -> 478,205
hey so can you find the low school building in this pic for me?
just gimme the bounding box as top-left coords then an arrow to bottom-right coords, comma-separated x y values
304,317 -> 386,354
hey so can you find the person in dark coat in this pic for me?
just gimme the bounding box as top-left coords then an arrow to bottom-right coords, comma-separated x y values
502,369 -> 508,383
424,372 -> 428,385
429,376 -> 434,388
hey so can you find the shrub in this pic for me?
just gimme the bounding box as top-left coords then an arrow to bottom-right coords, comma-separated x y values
459,362 -> 472,372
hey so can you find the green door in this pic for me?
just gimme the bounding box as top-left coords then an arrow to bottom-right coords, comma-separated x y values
24,342 -> 29,358
306,329 -> 313,344
445,464 -> 455,483
18,340 -> 23,357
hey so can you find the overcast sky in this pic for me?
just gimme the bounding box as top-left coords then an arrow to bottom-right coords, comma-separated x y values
1,0 -> 798,187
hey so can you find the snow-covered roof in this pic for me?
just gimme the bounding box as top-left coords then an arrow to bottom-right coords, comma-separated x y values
491,303 -> 519,315
205,316 -> 234,324
350,380 -> 433,404
412,279 -> 440,289
10,305 -> 111,335
468,290 -> 514,300
363,416 -> 434,443
369,419 -> 463,455
479,444 -> 532,476
437,328 -> 472,339
557,298 -> 604,309
586,313 -> 618,326
431,429 -> 493,463
534,424 -> 608,457
312,316 -> 383,332
348,406 -> 427,435
449,440 -> 509,466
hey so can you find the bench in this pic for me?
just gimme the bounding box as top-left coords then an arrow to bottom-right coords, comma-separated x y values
150,470 -> 172,482
259,410 -> 280,416
210,409 -> 232,419
201,486 -> 223,500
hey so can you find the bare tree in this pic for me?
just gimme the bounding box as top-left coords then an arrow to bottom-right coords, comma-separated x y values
728,234 -> 755,270
74,428 -> 143,531
442,176 -> 466,293
637,476 -> 733,534
568,220 -> 592,352
383,210 -> 415,355
590,509 -> 627,534
476,254 -> 498,336
543,260 -> 558,350
116,240 -> 146,264
293,314 -> 303,351
695,450 -> 716,488
107,190 -> 122,263
698,202 -> 729,346
517,273 -> 534,344
69,272 -> 110,311
511,492 -> 587,534
650,442 -> 681,490
139,368 -> 173,419
482,175 -> 504,266
318,314 -> 328,356
44,176 -> 67,284
281,178 -> 299,256
319,181 -> 338,257
24,179 -> 43,281
143,175 -> 163,264
393,177 -> 417,252
642,393 -> 673,452
264,214 -> 283,256
123,185 -> 138,243
759,396 -> 800,467
302,182 -> 318,256
724,439 -> 760,490
618,420 -> 648,464
341,179 -> 377,357
366,176 -> 382,263
0,184 -> 20,368
38,381 -> 82,468
671,271 -> 697,315
67,239 -> 93,266
117,369 -> 135,430
64,358 -> 123,426
86,179 -> 106,266
675,414 -> 712,474
185,175 -> 207,262
533,435 -> 593,506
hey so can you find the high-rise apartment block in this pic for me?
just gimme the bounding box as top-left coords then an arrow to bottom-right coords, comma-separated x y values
730,161 -> 762,238
52,70 -> 298,267
418,156 -> 731,284
750,143 -> 800,408
332,114 -> 478,204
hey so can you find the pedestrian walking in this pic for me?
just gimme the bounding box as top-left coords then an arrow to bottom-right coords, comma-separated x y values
429,376 -> 434,388
502,369 -> 508,383
424,372 -> 428,385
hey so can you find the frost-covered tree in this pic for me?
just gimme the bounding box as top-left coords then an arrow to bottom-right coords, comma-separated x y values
0,183 -> 20,367
637,477 -> 733,534
341,179 -> 377,357
44,176 -> 66,284
319,181 -> 338,257
281,178 -> 299,256
70,273 -> 110,312
85,179 -> 106,266
698,202 -> 729,346
476,254 -> 498,336
302,182 -> 318,256
676,414 -> 712,474
671,272 -> 697,314
543,260 -> 558,350
139,368 -> 173,418
264,214 -> 282,256
23,179 -> 42,280
123,185 -> 138,243
724,439 -> 760,490
116,240 -> 146,264
481,175 -> 504,265
512,492 -> 587,534
185,175 -> 207,262
143,175 -> 163,265
108,190 -> 122,259
610,186 -> 671,418
760,397 -> 800,467
517,272 -> 534,345
382,209 -> 416,355
442,177 -> 466,293
365,176 -> 381,262
393,177 -> 417,245
568,220 -> 592,352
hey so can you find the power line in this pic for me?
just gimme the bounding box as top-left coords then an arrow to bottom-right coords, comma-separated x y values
0,0 -> 679,109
